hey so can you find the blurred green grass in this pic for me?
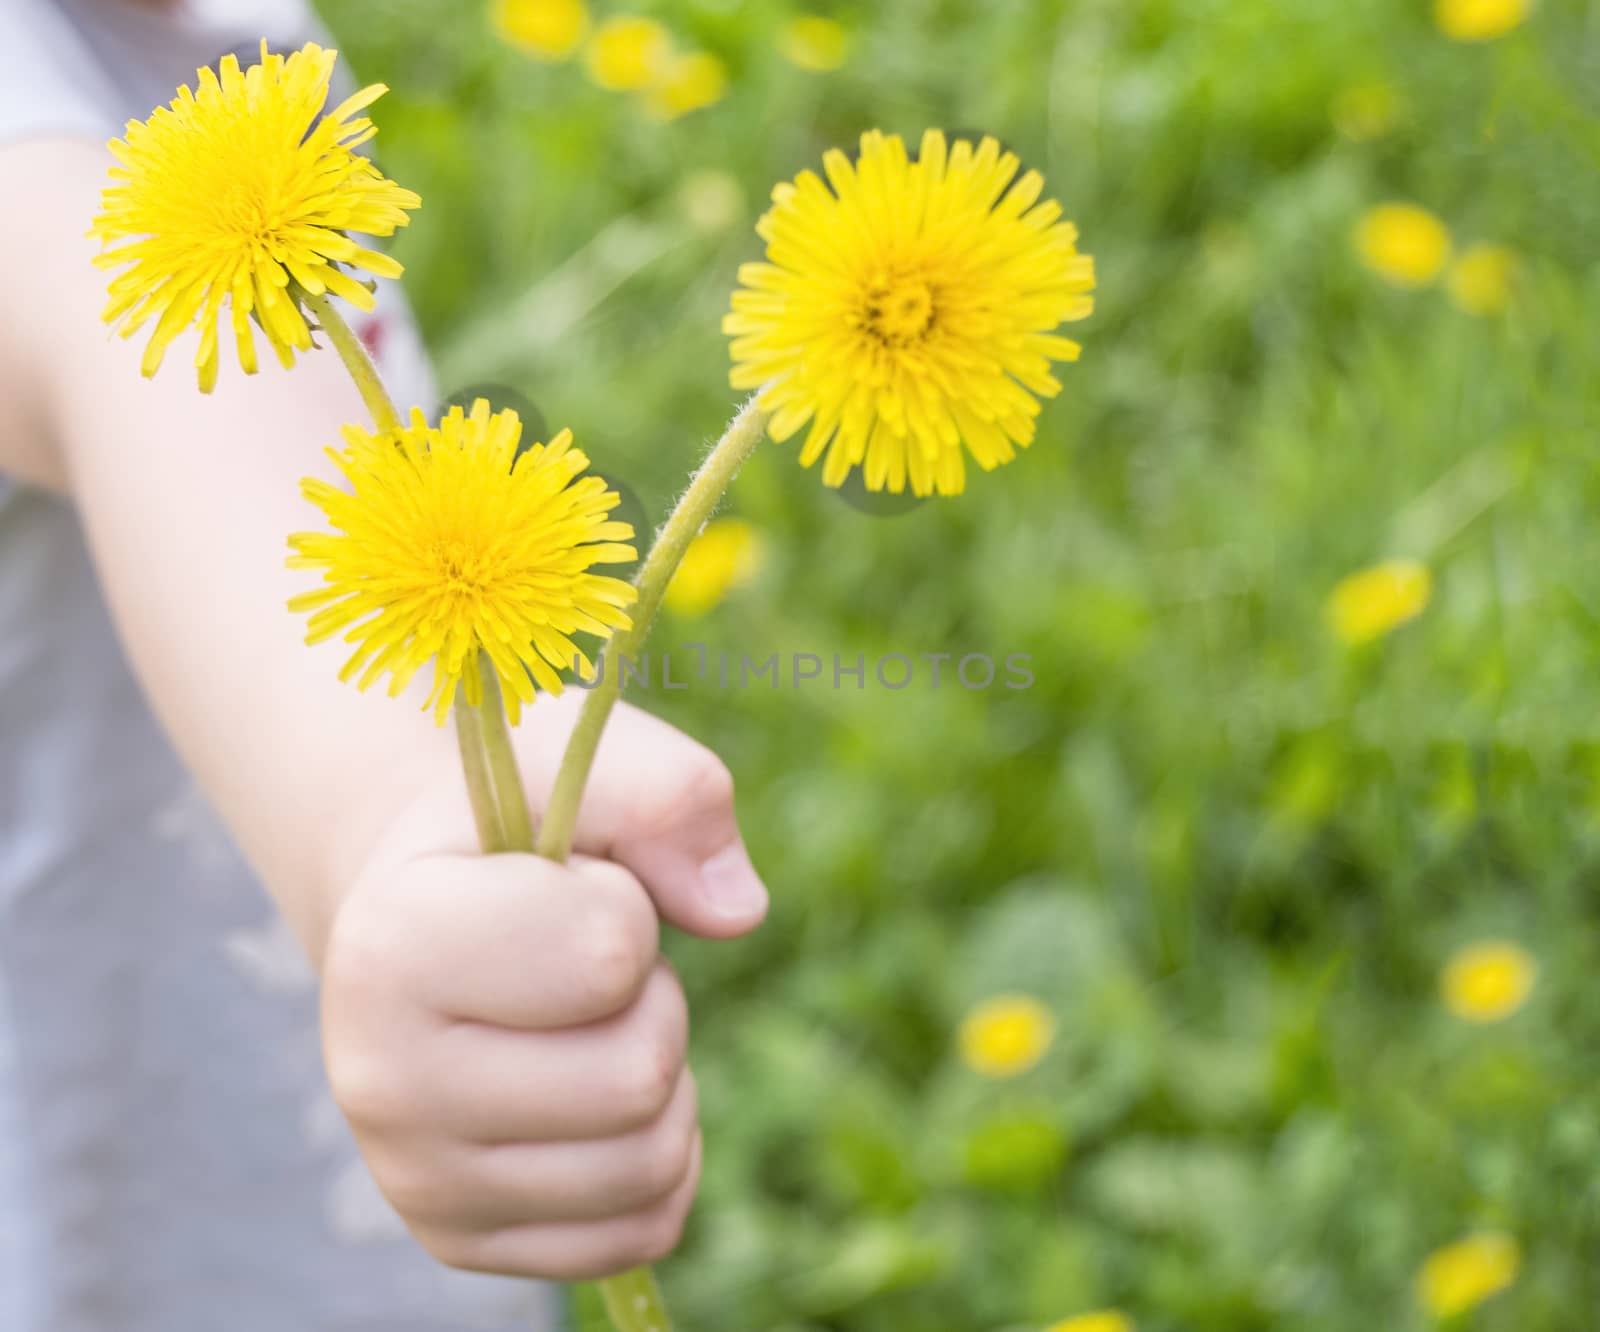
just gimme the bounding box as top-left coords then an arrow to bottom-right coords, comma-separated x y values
317,1 -> 1600,1328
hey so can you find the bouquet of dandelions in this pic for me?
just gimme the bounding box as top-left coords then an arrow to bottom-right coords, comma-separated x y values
89,41 -> 1094,1332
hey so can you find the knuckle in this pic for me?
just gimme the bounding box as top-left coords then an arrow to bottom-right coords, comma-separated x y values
576,900 -> 655,1015
321,942 -> 389,1027
324,1045 -> 407,1129
326,880 -> 413,992
678,749 -> 736,821
685,749 -> 736,813
613,1035 -> 681,1126
636,1195 -> 692,1265
373,1156 -> 452,1227
642,746 -> 735,835
412,1224 -> 486,1274
647,965 -> 691,1043
641,1123 -> 698,1202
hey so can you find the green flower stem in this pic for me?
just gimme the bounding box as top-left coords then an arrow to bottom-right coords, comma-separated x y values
454,659 -> 680,1332
301,287 -> 402,433
454,678 -> 512,854
599,1266 -> 675,1332
535,395 -> 770,864
475,660 -> 538,853
455,658 -> 538,855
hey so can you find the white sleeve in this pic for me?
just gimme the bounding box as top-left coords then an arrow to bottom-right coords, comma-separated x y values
0,2 -> 117,149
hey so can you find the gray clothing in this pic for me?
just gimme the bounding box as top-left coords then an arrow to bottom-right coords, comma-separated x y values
0,2 -> 557,1327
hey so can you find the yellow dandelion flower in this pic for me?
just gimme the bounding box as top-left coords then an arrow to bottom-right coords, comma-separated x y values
781,15 -> 852,72
646,51 -> 729,120
492,0 -> 589,61
1435,0 -> 1532,42
1046,1313 -> 1135,1332
958,994 -> 1056,1078
1327,560 -> 1432,645
1447,244 -> 1518,316
1417,1231 -> 1520,1318
663,517 -> 767,616
726,130 -> 1095,496
91,42 -> 419,393
585,16 -> 672,92
1354,203 -> 1452,288
1331,82 -> 1400,142
288,400 -> 637,726
1442,942 -> 1537,1022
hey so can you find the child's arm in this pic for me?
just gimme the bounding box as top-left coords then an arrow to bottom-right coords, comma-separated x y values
0,138 -> 769,1277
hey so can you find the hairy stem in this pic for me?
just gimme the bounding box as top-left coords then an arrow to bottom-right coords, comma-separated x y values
302,287 -> 402,433
535,396 -> 770,863
454,677 -> 512,853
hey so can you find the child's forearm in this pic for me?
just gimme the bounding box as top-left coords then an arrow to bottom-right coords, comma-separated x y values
2,140 -> 461,959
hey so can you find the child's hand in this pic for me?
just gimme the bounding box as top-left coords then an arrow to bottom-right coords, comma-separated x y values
319,701 -> 767,1280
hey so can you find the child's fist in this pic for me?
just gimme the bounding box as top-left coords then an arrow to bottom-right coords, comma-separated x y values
323,851 -> 703,1278
320,702 -> 767,1279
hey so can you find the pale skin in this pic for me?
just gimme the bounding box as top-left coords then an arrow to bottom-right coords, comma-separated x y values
0,138 -> 770,1279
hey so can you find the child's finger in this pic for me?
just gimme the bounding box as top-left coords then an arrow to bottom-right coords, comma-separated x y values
445,1069 -> 700,1224
419,963 -> 690,1143
518,698 -> 770,940
333,850 -> 660,1031
412,1135 -> 703,1282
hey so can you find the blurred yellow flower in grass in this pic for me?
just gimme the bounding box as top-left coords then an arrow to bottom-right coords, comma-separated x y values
647,51 -> 729,120
1354,203 -> 1452,288
492,0 -> 588,61
1331,82 -> 1400,142
1442,942 -> 1538,1022
727,130 -> 1095,496
1327,560 -> 1432,646
1417,1231 -> 1520,1318
91,42 -> 419,392
781,15 -> 852,71
663,518 -> 767,616
1435,0 -> 1532,42
679,169 -> 744,232
1448,244 -> 1518,316
288,400 -> 637,725
958,995 -> 1056,1078
1046,1314 -> 1135,1332
585,16 -> 672,91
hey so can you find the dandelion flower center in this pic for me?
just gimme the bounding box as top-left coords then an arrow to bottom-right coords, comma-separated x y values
433,541 -> 492,597
858,270 -> 938,348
